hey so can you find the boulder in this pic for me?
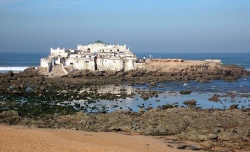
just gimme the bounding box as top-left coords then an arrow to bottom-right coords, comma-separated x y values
180,90 -> 192,94
183,99 -> 197,105
0,110 -> 20,125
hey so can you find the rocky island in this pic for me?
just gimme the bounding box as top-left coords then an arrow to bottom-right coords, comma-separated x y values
39,40 -> 246,83
1,41 -> 250,151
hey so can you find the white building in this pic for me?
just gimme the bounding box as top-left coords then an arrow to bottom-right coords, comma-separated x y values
123,57 -> 135,71
77,40 -> 130,54
65,57 -> 95,71
50,47 -> 69,58
96,56 -> 124,71
40,40 -> 137,73
40,57 -> 54,73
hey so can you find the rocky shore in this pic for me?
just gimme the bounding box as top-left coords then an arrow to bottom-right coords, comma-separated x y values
1,64 -> 250,151
1,108 -> 250,151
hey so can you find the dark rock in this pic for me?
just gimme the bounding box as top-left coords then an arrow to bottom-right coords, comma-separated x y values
180,90 -> 192,94
177,144 -> 199,150
7,70 -> 15,77
140,93 -> 149,100
207,133 -> 218,140
183,99 -> 197,105
208,94 -> 221,102
0,110 -> 20,125
229,104 -> 239,110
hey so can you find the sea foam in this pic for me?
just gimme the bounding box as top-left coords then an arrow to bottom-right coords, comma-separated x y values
0,67 -> 29,72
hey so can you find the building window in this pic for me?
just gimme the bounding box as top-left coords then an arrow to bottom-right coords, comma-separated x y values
86,61 -> 89,63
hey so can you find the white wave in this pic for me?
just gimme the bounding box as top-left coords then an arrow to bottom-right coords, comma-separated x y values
0,67 -> 29,71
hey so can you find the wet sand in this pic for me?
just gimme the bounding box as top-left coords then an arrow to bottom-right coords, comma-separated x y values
0,125 -> 195,152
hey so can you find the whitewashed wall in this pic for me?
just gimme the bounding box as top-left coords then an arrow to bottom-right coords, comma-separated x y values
65,58 -> 95,71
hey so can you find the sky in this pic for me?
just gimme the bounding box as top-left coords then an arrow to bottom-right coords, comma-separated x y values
0,0 -> 250,53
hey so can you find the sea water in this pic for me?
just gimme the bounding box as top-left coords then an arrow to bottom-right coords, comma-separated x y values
82,77 -> 250,112
0,52 -> 47,73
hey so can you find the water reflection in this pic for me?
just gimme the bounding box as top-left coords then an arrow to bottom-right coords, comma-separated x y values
69,77 -> 250,113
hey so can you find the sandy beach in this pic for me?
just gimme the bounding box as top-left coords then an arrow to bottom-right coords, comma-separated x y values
0,125 -> 198,152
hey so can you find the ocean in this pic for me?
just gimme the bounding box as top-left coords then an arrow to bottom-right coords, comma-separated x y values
0,52 -> 47,73
0,52 -> 249,73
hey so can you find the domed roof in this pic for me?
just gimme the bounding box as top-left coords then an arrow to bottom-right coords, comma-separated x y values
94,39 -> 103,44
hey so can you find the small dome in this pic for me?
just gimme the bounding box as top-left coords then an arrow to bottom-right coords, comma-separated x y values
95,39 -> 103,44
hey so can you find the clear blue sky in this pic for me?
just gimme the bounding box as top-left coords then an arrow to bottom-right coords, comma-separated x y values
0,0 -> 250,53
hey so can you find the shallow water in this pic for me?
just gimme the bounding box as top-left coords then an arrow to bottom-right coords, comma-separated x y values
69,77 -> 250,113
